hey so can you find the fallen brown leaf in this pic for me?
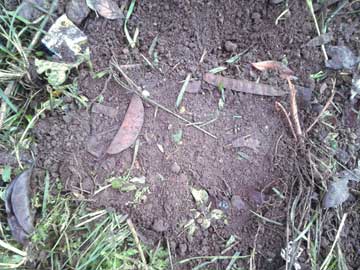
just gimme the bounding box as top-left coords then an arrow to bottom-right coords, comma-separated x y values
107,95 -> 144,154
93,0 -> 123,20
203,73 -> 285,96
251,60 -> 295,80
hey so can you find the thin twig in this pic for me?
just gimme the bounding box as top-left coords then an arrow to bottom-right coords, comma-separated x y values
110,58 -> 217,139
275,101 -> 297,141
320,213 -> 348,270
306,79 -> 336,133
127,219 -> 149,270
287,79 -> 303,143
167,238 -> 174,270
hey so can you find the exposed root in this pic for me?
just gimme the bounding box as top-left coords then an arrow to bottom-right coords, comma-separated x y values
287,79 -> 303,144
275,101 -> 297,141
306,79 -> 336,134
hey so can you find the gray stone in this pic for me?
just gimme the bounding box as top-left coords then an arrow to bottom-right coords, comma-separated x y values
18,0 -> 50,21
4,0 -> 18,10
66,0 -> 90,26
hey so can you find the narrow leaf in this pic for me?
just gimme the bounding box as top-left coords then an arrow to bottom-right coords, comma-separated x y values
176,74 -> 191,108
107,95 -> 144,154
203,73 -> 285,96
0,87 -> 17,113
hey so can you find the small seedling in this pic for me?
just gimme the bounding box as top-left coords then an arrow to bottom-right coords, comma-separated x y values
172,129 -> 183,144
185,188 -> 227,237
124,0 -> 139,48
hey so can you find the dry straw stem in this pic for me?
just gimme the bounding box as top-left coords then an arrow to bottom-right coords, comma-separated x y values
287,79 -> 303,144
127,219 -> 148,270
320,213 -> 348,270
275,101 -> 297,141
110,58 -> 217,139
0,81 -> 15,129
306,79 -> 336,133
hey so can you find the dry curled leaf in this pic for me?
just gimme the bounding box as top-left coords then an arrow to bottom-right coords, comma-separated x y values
11,168 -> 34,234
251,60 -> 295,80
91,0 -> 123,20
5,168 -> 34,244
203,73 -> 285,96
191,188 -> 209,206
107,95 -> 144,154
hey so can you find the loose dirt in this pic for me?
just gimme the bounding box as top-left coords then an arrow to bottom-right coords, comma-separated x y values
33,1 -> 360,269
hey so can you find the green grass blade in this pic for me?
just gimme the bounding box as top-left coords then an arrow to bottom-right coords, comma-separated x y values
0,87 -> 17,113
176,73 -> 191,108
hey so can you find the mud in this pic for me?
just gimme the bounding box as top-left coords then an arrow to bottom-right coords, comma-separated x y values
33,0 -> 360,269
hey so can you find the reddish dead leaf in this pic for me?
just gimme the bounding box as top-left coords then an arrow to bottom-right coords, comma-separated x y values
107,95 -> 144,154
203,73 -> 285,96
251,60 -> 295,79
94,0 -> 123,20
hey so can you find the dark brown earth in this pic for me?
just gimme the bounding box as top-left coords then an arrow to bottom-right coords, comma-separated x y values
31,1 -> 360,269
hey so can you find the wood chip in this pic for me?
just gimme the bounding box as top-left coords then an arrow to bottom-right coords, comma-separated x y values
203,73 -> 285,96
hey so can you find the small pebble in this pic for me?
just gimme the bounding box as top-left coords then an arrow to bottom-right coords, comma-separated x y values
171,162 -> 181,174
66,0 -> 90,25
224,41 -> 237,52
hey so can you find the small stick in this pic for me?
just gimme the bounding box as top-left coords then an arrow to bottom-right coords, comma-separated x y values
306,79 -> 336,134
287,79 -> 303,143
111,59 -> 217,139
127,219 -> 148,270
275,101 -> 297,141
167,238 -> 174,270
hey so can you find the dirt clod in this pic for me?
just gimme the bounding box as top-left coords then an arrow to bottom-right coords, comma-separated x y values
170,162 -> 181,174
152,219 -> 168,233
224,41 -> 237,52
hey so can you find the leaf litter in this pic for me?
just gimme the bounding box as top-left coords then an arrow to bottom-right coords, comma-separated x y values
5,167 -> 34,245
107,94 -> 144,154
325,46 -> 360,70
323,163 -> 360,208
203,73 -> 285,96
251,60 -> 296,80
87,0 -> 123,20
